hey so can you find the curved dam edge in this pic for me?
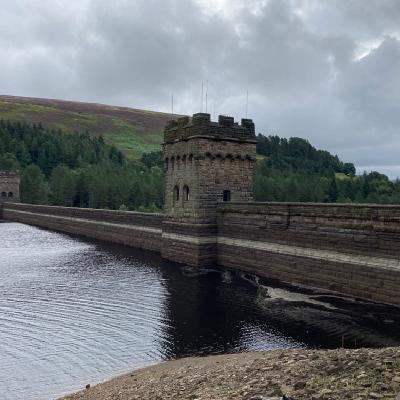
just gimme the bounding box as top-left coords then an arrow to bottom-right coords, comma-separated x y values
58,347 -> 400,400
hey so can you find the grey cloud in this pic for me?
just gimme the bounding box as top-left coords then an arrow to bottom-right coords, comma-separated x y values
72,0 -> 236,106
329,0 -> 400,35
1,0 -> 400,176
335,37 -> 400,132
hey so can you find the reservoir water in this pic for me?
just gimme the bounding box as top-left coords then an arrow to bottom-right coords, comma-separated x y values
1,222 -> 400,400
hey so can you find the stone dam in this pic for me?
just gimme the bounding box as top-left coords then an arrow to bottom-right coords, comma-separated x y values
1,113 -> 400,307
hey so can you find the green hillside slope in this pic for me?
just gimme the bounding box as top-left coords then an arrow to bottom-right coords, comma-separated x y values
2,110 -> 399,207
0,95 -> 173,158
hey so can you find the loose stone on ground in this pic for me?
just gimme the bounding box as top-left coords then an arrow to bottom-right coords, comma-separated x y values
59,347 -> 400,400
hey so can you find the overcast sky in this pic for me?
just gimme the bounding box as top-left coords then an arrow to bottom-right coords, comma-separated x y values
1,0 -> 400,177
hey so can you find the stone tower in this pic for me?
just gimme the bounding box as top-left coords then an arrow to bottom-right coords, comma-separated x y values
0,171 -> 20,203
0,171 -> 20,219
162,113 -> 257,266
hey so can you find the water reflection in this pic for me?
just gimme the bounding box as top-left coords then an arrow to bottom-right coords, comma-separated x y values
0,222 -> 400,400
159,265 -> 302,357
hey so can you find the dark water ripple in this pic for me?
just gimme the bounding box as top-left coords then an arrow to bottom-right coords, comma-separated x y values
1,222 -> 400,400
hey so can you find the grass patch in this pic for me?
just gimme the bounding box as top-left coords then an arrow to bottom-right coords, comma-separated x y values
0,99 -> 165,159
0,101 -> 58,119
256,154 -> 267,161
335,173 -> 352,180
104,119 -> 162,158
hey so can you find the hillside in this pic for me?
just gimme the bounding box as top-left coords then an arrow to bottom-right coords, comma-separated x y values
0,95 -> 173,158
2,95 -> 400,206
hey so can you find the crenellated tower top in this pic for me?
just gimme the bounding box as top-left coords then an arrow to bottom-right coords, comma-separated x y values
0,171 -> 20,177
164,113 -> 256,144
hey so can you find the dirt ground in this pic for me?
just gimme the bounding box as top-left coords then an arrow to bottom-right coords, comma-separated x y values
59,347 -> 400,400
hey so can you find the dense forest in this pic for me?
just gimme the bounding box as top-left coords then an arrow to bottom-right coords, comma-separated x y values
256,134 -> 356,176
255,134 -> 400,203
1,119 -> 400,209
0,120 -> 163,211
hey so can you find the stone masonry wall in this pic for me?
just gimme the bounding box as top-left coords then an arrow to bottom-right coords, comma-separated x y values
217,202 -> 400,305
164,138 -> 255,222
162,113 -> 256,266
163,113 -> 256,223
2,202 -> 162,252
3,200 -> 400,305
0,172 -> 20,203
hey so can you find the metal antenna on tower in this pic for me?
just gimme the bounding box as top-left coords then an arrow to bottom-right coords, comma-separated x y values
246,90 -> 249,119
201,81 -> 204,112
213,99 -> 216,121
205,80 -> 208,113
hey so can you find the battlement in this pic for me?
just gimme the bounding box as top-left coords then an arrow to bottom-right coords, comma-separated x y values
164,113 -> 256,143
0,171 -> 20,177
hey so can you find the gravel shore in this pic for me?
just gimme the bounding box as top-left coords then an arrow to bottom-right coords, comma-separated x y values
59,347 -> 400,400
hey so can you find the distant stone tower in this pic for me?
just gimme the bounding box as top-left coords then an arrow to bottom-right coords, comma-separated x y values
0,171 -> 20,203
162,113 -> 257,266
0,171 -> 20,219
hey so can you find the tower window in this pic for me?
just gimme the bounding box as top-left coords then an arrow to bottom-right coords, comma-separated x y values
183,185 -> 190,202
1,192 -> 6,198
8,192 -> 13,198
173,185 -> 180,205
223,190 -> 231,202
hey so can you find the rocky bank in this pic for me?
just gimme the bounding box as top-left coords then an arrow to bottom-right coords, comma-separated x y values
59,347 -> 400,400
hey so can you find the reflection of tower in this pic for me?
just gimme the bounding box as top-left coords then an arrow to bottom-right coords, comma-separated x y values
158,262 -> 252,358
162,113 -> 257,267
158,262 -> 400,355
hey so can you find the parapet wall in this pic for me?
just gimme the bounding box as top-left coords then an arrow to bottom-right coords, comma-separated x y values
3,201 -> 400,306
2,203 -> 162,252
164,113 -> 256,143
217,202 -> 400,305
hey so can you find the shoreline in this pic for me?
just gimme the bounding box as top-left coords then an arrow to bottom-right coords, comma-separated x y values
59,347 -> 400,400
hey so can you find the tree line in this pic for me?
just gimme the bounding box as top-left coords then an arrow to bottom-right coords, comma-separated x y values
1,119 -> 400,208
254,162 -> 400,204
254,134 -> 400,204
0,120 -> 163,211
256,134 -> 356,176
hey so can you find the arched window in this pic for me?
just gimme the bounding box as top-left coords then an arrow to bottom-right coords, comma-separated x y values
173,185 -> 180,205
165,158 -> 169,171
8,192 -> 13,198
183,185 -> 190,202
1,192 -> 6,198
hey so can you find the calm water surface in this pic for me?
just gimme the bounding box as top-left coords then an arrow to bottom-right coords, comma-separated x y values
1,222 -> 400,400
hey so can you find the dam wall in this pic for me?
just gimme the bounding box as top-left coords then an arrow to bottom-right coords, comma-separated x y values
217,202 -> 400,305
3,115 -> 400,306
3,201 -> 400,306
2,202 -> 162,252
